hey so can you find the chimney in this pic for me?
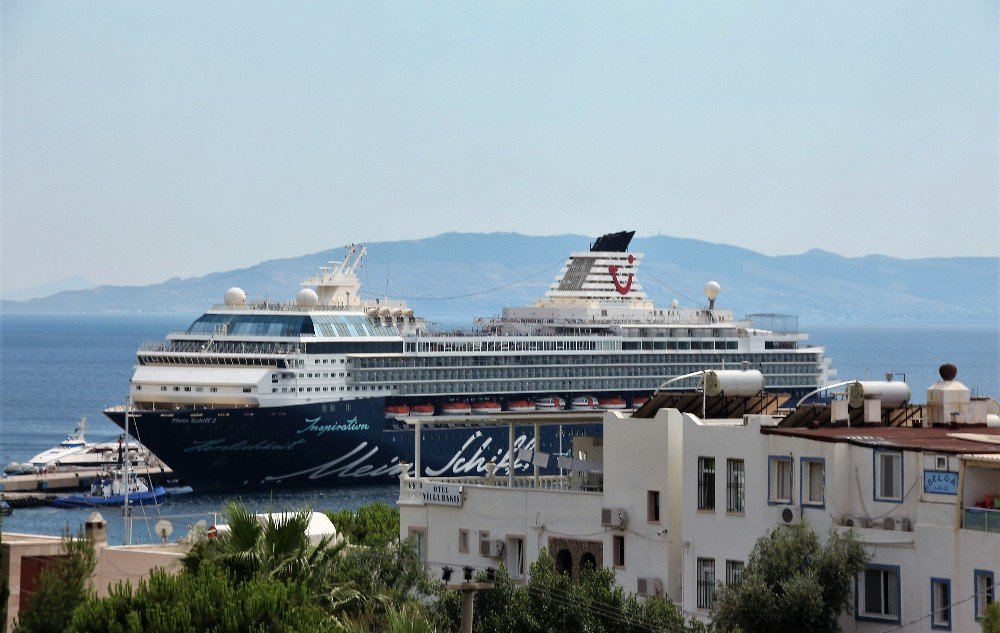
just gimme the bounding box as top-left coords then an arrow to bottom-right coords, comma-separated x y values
85,511 -> 107,547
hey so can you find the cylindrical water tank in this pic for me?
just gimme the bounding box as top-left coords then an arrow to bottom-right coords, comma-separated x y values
702,370 -> 765,397
379,308 -> 391,317
848,381 -> 911,409
403,309 -> 414,318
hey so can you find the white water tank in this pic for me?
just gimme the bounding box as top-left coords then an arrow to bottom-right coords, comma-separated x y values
702,370 -> 765,397
848,381 -> 911,409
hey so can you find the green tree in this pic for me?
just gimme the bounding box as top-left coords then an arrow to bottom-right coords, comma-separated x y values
983,602 -> 1000,633
710,522 -> 867,633
325,502 -> 400,548
68,565 -> 336,633
13,530 -> 96,633
182,502 -> 343,587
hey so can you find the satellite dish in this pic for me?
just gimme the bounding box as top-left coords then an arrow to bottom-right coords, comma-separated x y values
704,281 -> 721,300
155,519 -> 173,541
195,519 -> 208,531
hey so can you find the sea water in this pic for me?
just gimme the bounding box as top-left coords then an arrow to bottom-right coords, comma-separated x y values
1,314 -> 997,544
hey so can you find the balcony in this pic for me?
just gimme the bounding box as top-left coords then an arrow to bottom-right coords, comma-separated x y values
963,507 -> 1000,533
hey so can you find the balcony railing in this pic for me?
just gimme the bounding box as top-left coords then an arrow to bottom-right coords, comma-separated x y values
963,507 -> 1000,533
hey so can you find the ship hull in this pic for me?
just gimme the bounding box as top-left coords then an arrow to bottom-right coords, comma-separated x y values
106,397 -> 599,490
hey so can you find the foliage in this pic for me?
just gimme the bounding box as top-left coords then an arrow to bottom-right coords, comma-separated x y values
984,602 -> 1000,633
432,549 -> 695,633
710,522 -> 868,633
325,502 -> 400,548
68,564 -> 337,633
182,502 -> 343,588
13,529 -> 96,633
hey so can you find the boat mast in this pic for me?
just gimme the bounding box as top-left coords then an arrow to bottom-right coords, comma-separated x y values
123,394 -> 132,545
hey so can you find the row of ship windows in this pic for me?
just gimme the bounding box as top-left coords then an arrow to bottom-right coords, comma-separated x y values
393,376 -> 819,395
354,364 -> 820,383
137,386 -> 253,394
354,352 -> 821,369
272,386 -> 386,393
403,340 -> 744,353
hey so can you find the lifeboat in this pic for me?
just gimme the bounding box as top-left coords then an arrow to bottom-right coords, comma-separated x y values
507,399 -> 536,413
441,402 -> 472,415
409,404 -> 435,417
384,404 -> 410,419
597,397 -> 627,410
471,401 -> 502,415
570,396 -> 598,410
534,396 -> 565,411
630,396 -> 650,408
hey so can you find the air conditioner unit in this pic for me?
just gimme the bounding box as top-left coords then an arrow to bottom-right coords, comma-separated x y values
479,538 -> 505,558
841,514 -> 870,529
900,517 -> 912,532
778,506 -> 800,525
601,508 -> 628,529
882,517 -> 898,530
637,577 -> 664,597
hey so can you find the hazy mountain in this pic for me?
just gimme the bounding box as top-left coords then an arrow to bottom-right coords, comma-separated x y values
0,275 -> 93,302
1,232 -> 996,325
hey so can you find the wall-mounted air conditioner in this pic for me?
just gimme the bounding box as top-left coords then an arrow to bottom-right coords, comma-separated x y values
601,508 -> 628,530
637,577 -> 664,596
841,514 -> 870,529
778,506 -> 800,525
882,517 -> 913,531
479,538 -> 505,558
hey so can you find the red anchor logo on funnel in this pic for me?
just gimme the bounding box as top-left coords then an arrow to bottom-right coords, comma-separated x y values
608,254 -> 635,295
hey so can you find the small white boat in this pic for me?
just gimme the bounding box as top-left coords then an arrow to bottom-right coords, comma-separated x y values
4,417 -> 151,476
534,396 -> 565,411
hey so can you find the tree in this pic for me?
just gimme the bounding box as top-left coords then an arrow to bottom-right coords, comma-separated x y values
13,530 -> 96,633
983,602 -> 1000,633
325,502 -> 400,548
710,522 -> 868,633
182,502 -> 343,587
68,565 -> 337,633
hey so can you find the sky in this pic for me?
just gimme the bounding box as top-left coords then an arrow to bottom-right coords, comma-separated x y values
2,1 -> 997,293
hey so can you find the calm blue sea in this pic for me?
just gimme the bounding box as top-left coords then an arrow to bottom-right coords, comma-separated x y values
1,314 -> 997,543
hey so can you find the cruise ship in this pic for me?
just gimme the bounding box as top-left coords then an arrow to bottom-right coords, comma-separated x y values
105,231 -> 835,489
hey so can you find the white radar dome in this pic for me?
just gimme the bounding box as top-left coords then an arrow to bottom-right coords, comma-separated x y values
704,281 -> 721,300
296,288 -> 320,307
224,287 -> 247,306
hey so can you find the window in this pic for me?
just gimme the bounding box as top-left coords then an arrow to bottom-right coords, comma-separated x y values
875,450 -> 903,501
975,570 -> 995,621
727,459 -> 745,513
698,457 -> 715,511
458,529 -> 469,554
931,578 -> 951,630
858,565 -> 900,623
802,458 -> 825,507
697,558 -> 716,609
725,560 -> 744,586
507,536 -> 525,579
407,527 -> 426,566
647,491 -> 660,523
613,534 -> 625,567
769,456 -> 793,504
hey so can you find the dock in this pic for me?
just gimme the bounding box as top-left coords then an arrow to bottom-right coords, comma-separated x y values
0,464 -> 174,500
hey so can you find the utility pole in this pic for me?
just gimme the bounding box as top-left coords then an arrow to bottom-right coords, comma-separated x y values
443,566 -> 495,633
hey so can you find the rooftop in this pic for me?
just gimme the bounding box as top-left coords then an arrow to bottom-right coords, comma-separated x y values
761,425 -> 1000,454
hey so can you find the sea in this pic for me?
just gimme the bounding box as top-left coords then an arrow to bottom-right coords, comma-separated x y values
1,314 -> 997,545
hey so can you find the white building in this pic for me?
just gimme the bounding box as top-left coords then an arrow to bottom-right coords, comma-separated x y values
399,374 -> 1000,632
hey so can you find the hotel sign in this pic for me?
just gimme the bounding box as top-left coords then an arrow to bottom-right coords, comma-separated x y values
421,482 -> 465,506
923,470 -> 958,495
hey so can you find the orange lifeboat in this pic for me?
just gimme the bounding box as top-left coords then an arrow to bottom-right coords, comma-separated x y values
630,396 -> 650,408
507,399 -> 536,413
597,397 -> 627,410
570,396 -> 598,410
471,401 -> 502,415
441,402 -> 472,415
384,404 -> 410,419
534,396 -> 565,411
409,404 -> 435,417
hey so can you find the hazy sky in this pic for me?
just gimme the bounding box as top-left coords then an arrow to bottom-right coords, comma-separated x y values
2,1 -> 997,292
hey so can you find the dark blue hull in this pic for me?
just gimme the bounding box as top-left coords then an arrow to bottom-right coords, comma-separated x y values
106,398 -> 599,490
52,486 -> 167,508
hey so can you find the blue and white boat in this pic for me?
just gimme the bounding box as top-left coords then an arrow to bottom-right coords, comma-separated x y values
104,232 -> 835,489
52,470 -> 166,508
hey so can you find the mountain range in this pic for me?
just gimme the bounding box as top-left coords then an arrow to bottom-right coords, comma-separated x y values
2,232 -> 997,325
